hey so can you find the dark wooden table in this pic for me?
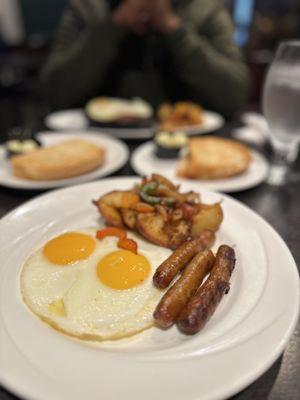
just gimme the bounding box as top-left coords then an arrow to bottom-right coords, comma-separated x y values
0,121 -> 299,400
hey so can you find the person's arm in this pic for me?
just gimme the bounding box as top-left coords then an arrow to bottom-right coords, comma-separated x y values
162,1 -> 251,117
40,0 -> 123,109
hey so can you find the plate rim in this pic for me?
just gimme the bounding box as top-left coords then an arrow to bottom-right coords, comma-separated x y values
0,131 -> 129,190
0,177 -> 299,400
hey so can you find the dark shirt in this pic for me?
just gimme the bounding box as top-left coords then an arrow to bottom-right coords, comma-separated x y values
40,0 -> 251,116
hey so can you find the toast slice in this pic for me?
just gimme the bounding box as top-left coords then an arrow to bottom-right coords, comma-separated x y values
177,137 -> 251,179
11,139 -> 105,181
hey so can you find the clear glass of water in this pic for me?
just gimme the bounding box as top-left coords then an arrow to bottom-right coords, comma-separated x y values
263,41 -> 300,185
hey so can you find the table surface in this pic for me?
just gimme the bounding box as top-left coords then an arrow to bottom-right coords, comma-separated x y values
0,129 -> 299,400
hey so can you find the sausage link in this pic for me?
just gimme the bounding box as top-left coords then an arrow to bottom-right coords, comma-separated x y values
153,250 -> 215,329
177,245 -> 236,335
153,230 -> 215,289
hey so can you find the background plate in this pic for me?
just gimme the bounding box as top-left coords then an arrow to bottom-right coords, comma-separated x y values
44,109 -> 224,139
45,109 -> 89,131
162,110 -> 225,135
131,141 -> 269,192
0,132 -> 129,190
0,177 -> 298,400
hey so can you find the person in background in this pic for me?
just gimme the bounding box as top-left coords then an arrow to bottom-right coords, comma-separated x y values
40,0 -> 251,117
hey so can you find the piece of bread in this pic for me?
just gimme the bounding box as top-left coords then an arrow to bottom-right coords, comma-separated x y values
11,139 -> 105,181
177,137 -> 251,179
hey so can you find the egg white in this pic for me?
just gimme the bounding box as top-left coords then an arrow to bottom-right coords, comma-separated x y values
20,229 -> 171,341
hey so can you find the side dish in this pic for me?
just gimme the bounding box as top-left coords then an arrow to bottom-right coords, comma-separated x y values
11,139 -> 105,181
154,131 -> 187,159
158,101 -> 203,131
5,137 -> 41,158
86,97 -> 153,125
177,137 -> 251,179
93,174 -> 223,249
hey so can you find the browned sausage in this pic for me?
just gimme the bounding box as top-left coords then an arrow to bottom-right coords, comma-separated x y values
177,245 -> 236,335
153,250 -> 215,329
153,230 -> 215,289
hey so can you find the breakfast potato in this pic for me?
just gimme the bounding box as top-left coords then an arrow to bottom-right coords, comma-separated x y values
94,175 -> 224,249
94,191 -> 139,228
136,213 -> 170,248
191,203 -> 223,237
136,213 -> 190,249
120,209 -> 137,229
97,201 -> 123,227
166,220 -> 190,249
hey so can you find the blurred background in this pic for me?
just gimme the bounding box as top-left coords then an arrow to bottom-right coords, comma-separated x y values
0,0 -> 299,137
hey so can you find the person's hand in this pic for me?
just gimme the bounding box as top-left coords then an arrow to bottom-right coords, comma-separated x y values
112,0 -> 151,35
150,0 -> 181,33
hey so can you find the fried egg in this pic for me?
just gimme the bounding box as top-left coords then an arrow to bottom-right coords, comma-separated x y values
20,229 -> 171,341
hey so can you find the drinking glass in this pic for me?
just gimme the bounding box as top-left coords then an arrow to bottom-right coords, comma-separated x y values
263,41 -> 300,185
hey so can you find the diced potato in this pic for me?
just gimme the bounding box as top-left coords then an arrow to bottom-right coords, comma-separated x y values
93,191 -> 139,227
136,213 -> 170,248
165,220 -> 190,249
191,203 -> 223,237
94,200 -> 123,227
120,208 -> 137,229
136,213 -> 190,249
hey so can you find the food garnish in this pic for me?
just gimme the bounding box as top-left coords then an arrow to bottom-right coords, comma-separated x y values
117,238 -> 138,254
96,227 -> 138,254
96,227 -> 126,241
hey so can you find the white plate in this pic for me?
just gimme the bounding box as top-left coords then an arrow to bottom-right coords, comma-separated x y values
0,177 -> 299,400
104,110 -> 223,139
45,109 -> 155,139
0,132 -> 129,190
45,109 -> 224,139
45,109 -> 89,131
131,142 -> 269,193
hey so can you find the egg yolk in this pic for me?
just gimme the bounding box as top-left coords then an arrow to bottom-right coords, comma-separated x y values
43,232 -> 96,265
97,250 -> 150,290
